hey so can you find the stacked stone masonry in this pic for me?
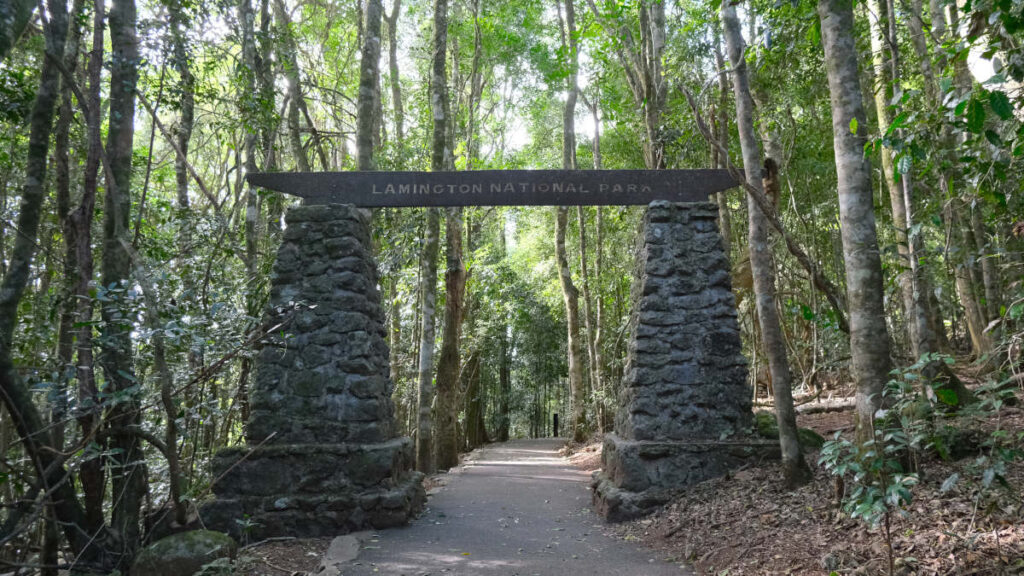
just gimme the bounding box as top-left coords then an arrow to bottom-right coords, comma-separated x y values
202,204 -> 424,539
593,201 -> 772,522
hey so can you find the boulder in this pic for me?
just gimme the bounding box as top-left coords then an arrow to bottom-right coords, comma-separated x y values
754,411 -> 826,450
132,530 -> 237,576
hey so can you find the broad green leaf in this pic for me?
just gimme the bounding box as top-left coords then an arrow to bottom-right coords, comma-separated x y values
988,90 -> 1013,120
966,98 -> 986,133
849,116 -> 858,134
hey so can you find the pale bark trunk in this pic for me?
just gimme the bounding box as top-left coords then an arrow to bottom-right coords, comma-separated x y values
902,0 -> 954,353
723,2 -> 809,486
867,0 -> 920,355
818,0 -> 894,443
558,0 -> 587,443
557,207 -> 587,442
238,0 -> 261,435
274,0 -> 311,171
971,208 -> 1000,323
465,0 -> 483,168
583,0 -> 665,169
416,208 -> 441,473
385,0 -> 404,144
357,0 -> 383,170
639,0 -> 665,169
430,0 -> 451,172
713,32 -> 732,255
170,0 -> 194,235
578,206 -> 598,427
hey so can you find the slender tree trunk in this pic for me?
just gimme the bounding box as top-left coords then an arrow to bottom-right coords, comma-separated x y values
723,2 -> 810,486
75,0 -> 106,533
639,0 -> 666,169
0,0 -> 75,567
435,208 -> 466,469
713,31 -> 732,255
556,0 -> 587,443
416,208 -> 440,473
357,0 -> 383,170
465,0 -> 483,168
170,0 -> 194,233
949,201 -> 991,354
866,0 -> 920,355
385,0 -> 404,145
463,351 -> 486,449
102,0 -> 146,562
47,4 -> 86,569
818,0 -> 893,443
274,0 -> 311,171
971,207 -> 1000,323
578,206 -> 598,417
595,205 -> 607,431
497,224 -> 511,442
430,0 -> 451,172
902,0 -> 953,353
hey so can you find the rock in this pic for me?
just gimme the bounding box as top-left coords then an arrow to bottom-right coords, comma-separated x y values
131,530 -> 237,576
315,533 -> 366,576
753,411 -> 826,449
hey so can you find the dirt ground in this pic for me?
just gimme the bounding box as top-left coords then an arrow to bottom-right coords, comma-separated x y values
599,391 -> 1024,575
233,537 -> 330,575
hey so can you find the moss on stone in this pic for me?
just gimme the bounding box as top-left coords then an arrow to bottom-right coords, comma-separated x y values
131,530 -> 237,576
753,411 -> 825,450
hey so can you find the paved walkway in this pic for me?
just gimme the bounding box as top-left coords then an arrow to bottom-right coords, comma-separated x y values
339,438 -> 687,575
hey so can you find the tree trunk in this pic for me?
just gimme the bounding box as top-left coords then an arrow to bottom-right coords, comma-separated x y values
0,0 -> 115,567
713,31 -> 732,255
557,0 -> 587,443
818,0 -> 893,443
76,0 -> 106,533
0,0 -> 35,62
469,4 -> 485,168
866,0 -> 920,354
385,0 -> 404,144
463,351 -> 487,449
435,208 -> 466,470
578,206 -> 598,421
723,2 -> 810,486
274,0 -> 311,171
170,0 -> 194,234
639,0 -> 666,169
48,4 -> 86,569
430,0 -> 451,172
357,0 -> 383,170
496,225 -> 511,442
416,208 -> 441,473
102,0 -> 146,562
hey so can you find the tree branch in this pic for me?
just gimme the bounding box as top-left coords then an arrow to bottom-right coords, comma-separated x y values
678,84 -> 851,334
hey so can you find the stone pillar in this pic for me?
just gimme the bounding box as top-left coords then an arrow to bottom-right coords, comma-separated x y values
592,201 -> 769,522
202,204 -> 424,539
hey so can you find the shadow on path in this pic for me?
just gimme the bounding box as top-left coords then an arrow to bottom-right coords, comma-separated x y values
339,438 -> 688,575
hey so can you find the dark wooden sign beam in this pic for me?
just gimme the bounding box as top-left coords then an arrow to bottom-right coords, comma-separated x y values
246,170 -> 738,207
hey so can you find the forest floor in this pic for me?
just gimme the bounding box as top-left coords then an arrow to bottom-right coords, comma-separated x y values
603,387 -> 1024,576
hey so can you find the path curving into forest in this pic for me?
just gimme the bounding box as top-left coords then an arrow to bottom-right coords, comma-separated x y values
337,438 -> 688,575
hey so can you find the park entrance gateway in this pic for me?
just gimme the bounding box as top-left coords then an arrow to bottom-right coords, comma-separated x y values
200,169 -> 766,538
